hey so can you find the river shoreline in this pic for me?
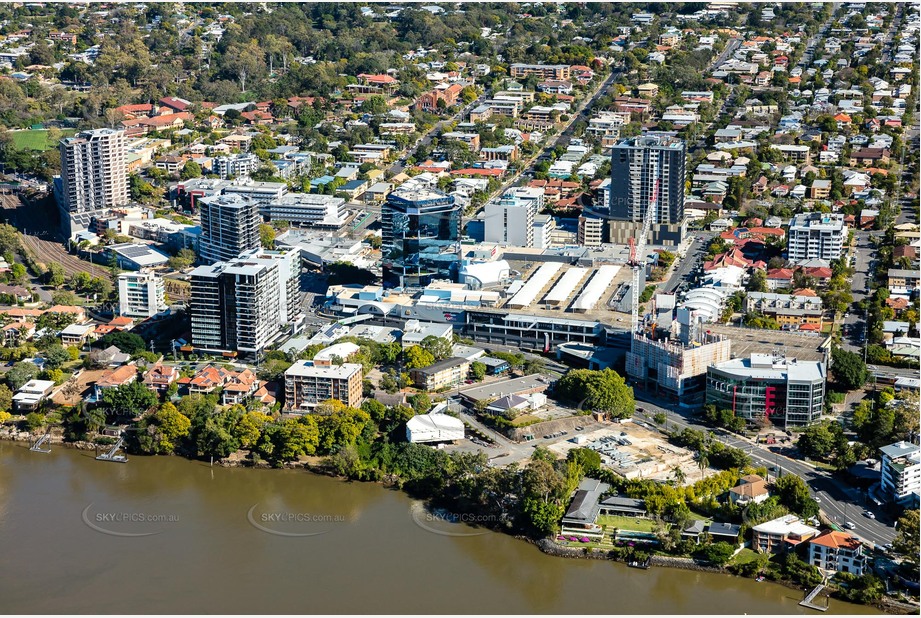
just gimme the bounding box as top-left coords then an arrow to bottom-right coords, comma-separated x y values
3,432 -> 910,614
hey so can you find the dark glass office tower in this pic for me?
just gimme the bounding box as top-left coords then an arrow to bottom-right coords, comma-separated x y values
382,187 -> 460,287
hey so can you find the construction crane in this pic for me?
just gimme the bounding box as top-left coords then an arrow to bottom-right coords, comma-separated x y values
628,159 -> 660,352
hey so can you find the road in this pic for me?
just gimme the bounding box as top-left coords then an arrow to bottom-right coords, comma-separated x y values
631,393 -> 897,548
662,232 -> 714,294
387,93 -> 490,176
490,69 -> 622,202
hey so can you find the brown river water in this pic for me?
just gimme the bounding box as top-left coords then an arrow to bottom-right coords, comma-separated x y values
0,441 -> 880,614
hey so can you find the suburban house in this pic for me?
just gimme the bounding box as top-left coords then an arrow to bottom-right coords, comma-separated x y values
707,522 -> 742,543
59,323 -> 95,347
728,474 -> 770,505
143,362 -> 180,394
808,530 -> 867,576
90,364 -> 139,402
13,379 -> 55,412
220,368 -> 261,405
560,478 -> 610,539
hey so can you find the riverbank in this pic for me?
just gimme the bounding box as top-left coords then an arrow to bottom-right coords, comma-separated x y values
2,430 -> 908,614
3,441 -> 882,614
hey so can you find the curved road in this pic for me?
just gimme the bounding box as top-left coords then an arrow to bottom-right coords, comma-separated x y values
632,393 -> 897,548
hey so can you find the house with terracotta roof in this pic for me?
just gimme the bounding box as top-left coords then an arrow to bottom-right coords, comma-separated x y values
833,112 -> 852,128
114,103 -> 155,119
109,316 -> 135,330
187,365 -> 233,396
140,112 -> 193,131
808,530 -> 867,575
727,474 -> 769,506
94,324 -> 119,337
222,368 -> 261,405
240,110 -> 274,125
90,364 -> 138,401
3,320 -> 34,345
350,73 -> 399,95
143,362 -> 180,394
415,83 -> 464,112
886,297 -> 909,311
252,382 -> 278,407
703,247 -> 765,271
2,307 -> 43,323
185,364 -> 267,405
45,305 -> 87,323
159,96 -> 191,112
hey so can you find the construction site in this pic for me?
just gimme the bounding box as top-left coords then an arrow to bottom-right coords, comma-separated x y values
546,421 -> 705,484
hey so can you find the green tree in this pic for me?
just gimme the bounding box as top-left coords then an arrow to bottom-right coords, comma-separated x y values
0,383 -> 12,412
179,160 -> 202,180
234,411 -> 272,449
257,416 -> 320,464
892,509 -> 919,579
6,361 -> 39,390
567,448 -> 601,474
773,475 -> 819,519
42,344 -> 71,370
830,346 -> 868,390
700,541 -> 735,565
95,331 -> 147,355
556,368 -> 635,418
404,345 -> 435,369
419,335 -> 453,360
408,392 -> 432,415
470,361 -> 487,381
143,402 -> 192,454
24,411 -> 45,431
100,379 -> 156,418
259,223 -> 276,249
316,405 -> 371,453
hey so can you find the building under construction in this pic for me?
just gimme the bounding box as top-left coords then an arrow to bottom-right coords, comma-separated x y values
626,308 -> 731,406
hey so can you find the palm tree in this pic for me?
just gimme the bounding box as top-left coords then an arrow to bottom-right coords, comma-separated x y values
670,466 -> 687,487
698,449 -> 709,480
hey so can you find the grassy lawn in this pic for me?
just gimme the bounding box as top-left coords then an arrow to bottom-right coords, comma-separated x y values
9,129 -> 75,151
597,515 -> 657,533
687,509 -> 714,525
730,548 -> 760,566
811,460 -> 837,472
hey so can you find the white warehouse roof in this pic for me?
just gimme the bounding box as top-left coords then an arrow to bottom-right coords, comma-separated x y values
572,265 -> 620,312
507,262 -> 563,309
406,413 -> 465,443
544,267 -> 588,305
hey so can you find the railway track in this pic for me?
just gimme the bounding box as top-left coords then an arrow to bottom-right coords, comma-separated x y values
0,191 -> 111,280
20,233 -> 111,279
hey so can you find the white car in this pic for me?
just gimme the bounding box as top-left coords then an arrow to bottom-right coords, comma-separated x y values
845,521 -> 856,530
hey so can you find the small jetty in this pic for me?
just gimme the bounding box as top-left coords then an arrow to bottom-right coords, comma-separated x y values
29,431 -> 52,453
799,583 -> 828,612
96,435 -> 128,463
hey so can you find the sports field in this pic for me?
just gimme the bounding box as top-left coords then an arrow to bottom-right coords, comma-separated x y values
9,129 -> 75,151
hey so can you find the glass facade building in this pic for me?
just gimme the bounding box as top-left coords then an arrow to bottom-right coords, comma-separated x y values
706,354 -> 826,428
382,188 -> 460,287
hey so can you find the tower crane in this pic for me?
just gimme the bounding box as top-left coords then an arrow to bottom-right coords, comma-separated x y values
628,158 -> 660,353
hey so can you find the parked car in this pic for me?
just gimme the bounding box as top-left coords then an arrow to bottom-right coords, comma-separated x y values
845,521 -> 857,529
